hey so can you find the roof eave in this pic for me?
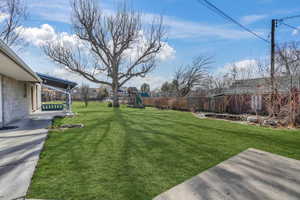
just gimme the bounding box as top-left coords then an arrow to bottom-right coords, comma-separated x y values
0,40 -> 41,82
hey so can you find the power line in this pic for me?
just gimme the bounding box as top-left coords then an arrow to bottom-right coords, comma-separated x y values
280,22 -> 300,32
197,0 -> 270,43
279,15 -> 300,21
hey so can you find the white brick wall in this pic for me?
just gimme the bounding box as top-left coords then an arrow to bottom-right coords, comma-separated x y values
2,76 -> 30,124
0,75 -> 2,126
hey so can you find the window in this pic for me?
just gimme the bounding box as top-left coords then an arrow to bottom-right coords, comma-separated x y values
251,95 -> 262,111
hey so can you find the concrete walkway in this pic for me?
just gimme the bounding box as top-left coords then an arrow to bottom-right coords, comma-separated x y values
154,148 -> 300,200
0,112 -> 66,200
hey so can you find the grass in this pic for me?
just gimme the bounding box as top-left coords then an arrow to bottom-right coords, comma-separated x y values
27,102 -> 300,200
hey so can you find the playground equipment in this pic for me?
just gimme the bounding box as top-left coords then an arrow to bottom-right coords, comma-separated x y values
127,87 -> 145,108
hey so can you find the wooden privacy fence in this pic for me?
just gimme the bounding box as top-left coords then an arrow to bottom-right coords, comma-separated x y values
143,95 -> 260,114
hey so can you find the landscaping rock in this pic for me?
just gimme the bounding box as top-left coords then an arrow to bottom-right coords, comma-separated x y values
197,113 -> 207,118
59,124 -> 84,129
263,119 -> 278,127
247,116 -> 259,123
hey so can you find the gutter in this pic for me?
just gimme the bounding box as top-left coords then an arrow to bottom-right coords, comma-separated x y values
0,40 -> 42,83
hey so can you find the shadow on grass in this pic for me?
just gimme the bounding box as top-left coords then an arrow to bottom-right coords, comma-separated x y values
28,106 -> 300,200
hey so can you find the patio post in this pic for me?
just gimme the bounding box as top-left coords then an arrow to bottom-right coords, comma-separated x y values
66,86 -> 72,113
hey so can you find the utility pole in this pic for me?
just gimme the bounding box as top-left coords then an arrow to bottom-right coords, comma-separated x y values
270,19 -> 277,93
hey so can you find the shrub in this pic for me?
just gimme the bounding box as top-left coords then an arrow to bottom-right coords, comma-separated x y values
108,102 -> 112,107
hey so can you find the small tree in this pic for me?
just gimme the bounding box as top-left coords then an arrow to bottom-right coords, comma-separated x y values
173,56 -> 212,97
80,84 -> 90,107
161,81 -> 176,97
0,0 -> 27,47
141,83 -> 150,93
43,0 -> 166,107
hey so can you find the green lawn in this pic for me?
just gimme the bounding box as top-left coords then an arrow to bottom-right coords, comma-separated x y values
27,102 -> 300,200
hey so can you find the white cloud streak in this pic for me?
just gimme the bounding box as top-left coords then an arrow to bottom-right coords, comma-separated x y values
240,14 -> 268,25
27,0 -> 263,41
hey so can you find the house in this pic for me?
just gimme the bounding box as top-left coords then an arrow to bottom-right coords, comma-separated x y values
0,40 -> 42,127
202,76 -> 300,114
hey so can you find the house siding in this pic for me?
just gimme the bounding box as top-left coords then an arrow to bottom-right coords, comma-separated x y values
2,76 -> 30,125
0,75 -> 2,126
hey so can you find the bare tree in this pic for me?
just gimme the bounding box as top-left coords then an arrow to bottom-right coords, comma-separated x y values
173,56 -> 212,97
0,0 -> 27,46
276,42 -> 300,76
80,84 -> 90,107
43,0 -> 165,107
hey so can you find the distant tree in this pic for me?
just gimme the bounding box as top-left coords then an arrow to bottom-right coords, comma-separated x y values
0,0 -> 27,47
161,81 -> 176,97
80,84 -> 90,107
141,83 -> 150,93
173,56 -> 212,97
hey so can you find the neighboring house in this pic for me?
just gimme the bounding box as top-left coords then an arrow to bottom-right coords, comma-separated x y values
72,87 -> 103,101
202,76 -> 300,114
72,86 -> 129,101
42,87 -> 65,102
0,40 -> 42,126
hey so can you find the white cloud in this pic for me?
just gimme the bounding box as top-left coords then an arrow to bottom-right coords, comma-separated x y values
241,14 -> 268,24
159,42 -> 176,61
0,13 -> 9,23
216,59 -> 263,80
292,27 -> 300,35
123,30 -> 175,62
19,24 -> 175,62
17,24 -> 58,46
17,24 -> 86,49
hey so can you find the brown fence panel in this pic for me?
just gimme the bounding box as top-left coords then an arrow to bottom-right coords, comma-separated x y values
143,95 -> 255,114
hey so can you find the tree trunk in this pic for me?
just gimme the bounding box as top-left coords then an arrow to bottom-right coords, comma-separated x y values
112,85 -> 120,107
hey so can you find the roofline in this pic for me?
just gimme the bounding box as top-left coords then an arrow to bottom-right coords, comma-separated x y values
36,72 -> 78,89
0,40 -> 41,82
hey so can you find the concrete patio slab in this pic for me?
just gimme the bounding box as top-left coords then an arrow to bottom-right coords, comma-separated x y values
0,112 -> 67,200
154,148 -> 300,200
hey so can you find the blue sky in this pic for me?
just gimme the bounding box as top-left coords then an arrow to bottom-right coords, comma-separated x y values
16,0 -> 300,89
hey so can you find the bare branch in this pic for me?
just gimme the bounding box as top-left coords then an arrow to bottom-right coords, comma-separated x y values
0,0 -> 27,47
173,56 -> 212,97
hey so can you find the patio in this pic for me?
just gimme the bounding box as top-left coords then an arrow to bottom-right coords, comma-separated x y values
154,148 -> 300,200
